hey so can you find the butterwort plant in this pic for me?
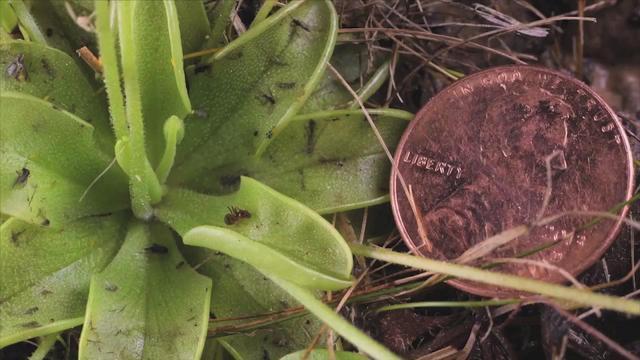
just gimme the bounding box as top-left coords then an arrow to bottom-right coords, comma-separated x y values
0,0 -> 412,358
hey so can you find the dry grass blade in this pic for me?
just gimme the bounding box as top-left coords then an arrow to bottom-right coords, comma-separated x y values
350,243 -> 640,314
473,3 -> 548,37
426,14 -> 595,65
327,63 -> 433,254
338,27 -> 530,64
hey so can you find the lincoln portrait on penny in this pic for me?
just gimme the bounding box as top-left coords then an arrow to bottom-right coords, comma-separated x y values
420,86 -> 576,262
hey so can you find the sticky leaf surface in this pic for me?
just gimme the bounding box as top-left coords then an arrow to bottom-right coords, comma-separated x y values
0,214 -> 126,347
172,0 -> 337,183
0,92 -> 129,227
179,109 -> 411,213
79,221 -> 211,360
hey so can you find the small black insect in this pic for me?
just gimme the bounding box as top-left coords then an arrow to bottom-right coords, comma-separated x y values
24,307 -> 39,315
90,212 -> 113,218
257,91 -> 276,106
41,218 -> 50,226
291,18 -> 311,32
227,51 -> 243,60
305,119 -> 316,154
224,206 -> 251,225
266,129 -> 273,139
6,54 -> 28,81
21,321 -> 41,328
145,243 -> 169,254
269,56 -> 288,67
276,82 -> 296,89
41,58 -> 55,78
13,167 -> 30,187
104,282 -> 118,292
194,63 -> 212,74
10,230 -> 25,245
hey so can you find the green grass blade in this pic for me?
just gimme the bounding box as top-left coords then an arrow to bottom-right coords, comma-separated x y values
350,244 -> 640,315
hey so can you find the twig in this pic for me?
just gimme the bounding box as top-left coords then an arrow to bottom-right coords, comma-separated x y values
76,46 -> 103,74
576,0 -> 585,79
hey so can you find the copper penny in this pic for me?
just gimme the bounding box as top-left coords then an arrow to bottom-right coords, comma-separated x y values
390,65 -> 634,297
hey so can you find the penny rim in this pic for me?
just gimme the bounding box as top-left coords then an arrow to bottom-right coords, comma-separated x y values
390,65 -> 634,297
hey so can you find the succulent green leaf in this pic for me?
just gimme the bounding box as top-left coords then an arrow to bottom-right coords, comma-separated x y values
117,0 -> 191,166
175,0 -> 211,54
172,0 -> 338,182
184,226 -> 352,291
252,0 -> 278,26
0,31 -> 12,43
177,109 -> 411,214
0,92 -> 129,227
156,176 -> 353,281
116,1 -> 165,218
280,350 -> 369,360
95,0 -> 127,140
78,221 -> 212,360
8,0 -> 47,43
0,1 -> 18,33
156,175 -> 356,358
156,115 -> 185,184
0,40 -> 114,153
0,213 -> 127,347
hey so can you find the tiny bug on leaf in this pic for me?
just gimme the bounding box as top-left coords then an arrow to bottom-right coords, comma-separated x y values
6,54 -> 28,81
291,18 -> 311,32
14,167 -> 30,187
224,206 -> 251,225
145,243 -> 169,254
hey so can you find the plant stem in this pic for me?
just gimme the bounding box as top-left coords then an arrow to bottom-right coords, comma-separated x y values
377,299 -> 520,313
0,1 -> 18,33
28,334 -> 58,360
351,60 -> 391,108
350,243 -> 640,315
156,116 -> 184,183
8,0 -> 46,43
290,108 -> 414,123
117,1 -> 163,217
269,276 -> 401,360
183,226 -> 353,291
204,0 -> 236,53
252,0 -> 278,26
95,0 -> 128,139
214,0 -> 307,60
